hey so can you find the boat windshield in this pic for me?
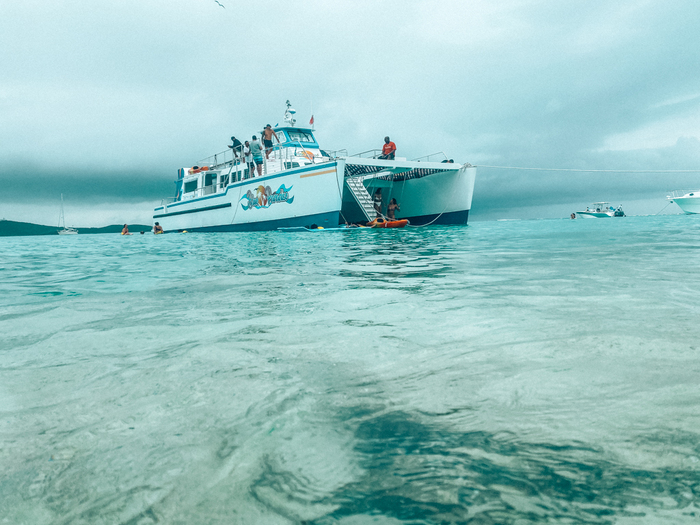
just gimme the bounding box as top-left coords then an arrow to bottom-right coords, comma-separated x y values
287,130 -> 315,143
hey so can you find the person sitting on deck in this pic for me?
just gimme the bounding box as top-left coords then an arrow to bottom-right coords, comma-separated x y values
387,198 -> 400,220
378,136 -> 396,160
228,136 -> 242,159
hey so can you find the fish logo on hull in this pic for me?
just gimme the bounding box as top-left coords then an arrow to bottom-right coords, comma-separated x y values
241,184 -> 294,210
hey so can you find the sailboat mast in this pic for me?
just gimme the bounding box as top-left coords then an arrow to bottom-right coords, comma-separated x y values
59,194 -> 65,228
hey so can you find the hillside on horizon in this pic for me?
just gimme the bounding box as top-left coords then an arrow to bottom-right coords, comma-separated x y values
0,220 -> 153,237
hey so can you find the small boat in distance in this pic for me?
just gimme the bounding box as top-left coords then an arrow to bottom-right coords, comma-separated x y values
573,202 -> 625,218
667,190 -> 700,214
57,194 -> 78,235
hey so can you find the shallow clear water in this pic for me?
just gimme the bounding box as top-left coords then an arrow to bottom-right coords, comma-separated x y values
1,216 -> 699,524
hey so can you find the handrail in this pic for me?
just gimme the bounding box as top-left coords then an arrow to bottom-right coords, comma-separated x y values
325,148 -> 348,157
350,148 -> 383,159
667,189 -> 698,199
197,147 -> 238,168
411,151 -> 448,162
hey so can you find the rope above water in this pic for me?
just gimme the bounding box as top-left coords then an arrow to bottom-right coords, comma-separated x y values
478,165 -> 700,173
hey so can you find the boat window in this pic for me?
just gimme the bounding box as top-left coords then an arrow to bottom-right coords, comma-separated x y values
205,173 -> 216,186
284,161 -> 301,169
287,130 -> 315,143
184,181 -> 197,193
276,131 -> 288,144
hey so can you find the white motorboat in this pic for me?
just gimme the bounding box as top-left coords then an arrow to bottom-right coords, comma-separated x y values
574,202 -> 625,219
152,102 -> 477,233
667,190 -> 700,214
57,194 -> 78,234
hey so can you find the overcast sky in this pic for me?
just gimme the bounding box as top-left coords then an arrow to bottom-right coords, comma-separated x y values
2,0 -> 700,225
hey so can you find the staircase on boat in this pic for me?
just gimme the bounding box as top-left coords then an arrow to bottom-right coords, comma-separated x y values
345,176 -> 376,221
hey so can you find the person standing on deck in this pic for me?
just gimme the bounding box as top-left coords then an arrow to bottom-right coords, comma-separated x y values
249,136 -> 264,177
243,141 -> 255,179
387,198 -> 400,220
379,136 -> 396,160
373,188 -> 383,218
262,125 -> 279,160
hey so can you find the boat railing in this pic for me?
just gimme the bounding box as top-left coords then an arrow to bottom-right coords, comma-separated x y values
667,190 -> 697,199
351,148 -> 383,159
197,140 -> 331,172
185,141 -> 336,197
160,197 -> 177,206
323,148 -> 348,157
411,151 -> 449,162
197,147 -> 241,169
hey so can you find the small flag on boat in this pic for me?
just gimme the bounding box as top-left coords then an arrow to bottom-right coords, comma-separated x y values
309,115 -> 314,125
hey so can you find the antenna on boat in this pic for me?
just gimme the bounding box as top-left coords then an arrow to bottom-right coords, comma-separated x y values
284,100 -> 296,126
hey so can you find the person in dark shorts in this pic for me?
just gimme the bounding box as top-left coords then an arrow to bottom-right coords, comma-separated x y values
250,136 -> 264,177
379,136 -> 396,160
228,136 -> 242,157
262,124 -> 279,159
243,140 -> 255,179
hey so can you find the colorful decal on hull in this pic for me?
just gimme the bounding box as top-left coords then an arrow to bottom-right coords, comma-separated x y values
241,184 -> 294,210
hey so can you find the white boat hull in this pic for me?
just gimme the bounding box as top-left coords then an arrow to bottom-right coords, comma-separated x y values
669,194 -> 700,214
154,162 -> 344,232
575,211 -> 614,218
378,166 -> 475,224
342,159 -> 476,225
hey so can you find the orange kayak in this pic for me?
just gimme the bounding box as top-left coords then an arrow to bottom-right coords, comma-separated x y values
367,219 -> 408,228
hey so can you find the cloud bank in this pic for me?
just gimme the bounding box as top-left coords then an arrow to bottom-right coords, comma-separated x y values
1,0 -> 699,224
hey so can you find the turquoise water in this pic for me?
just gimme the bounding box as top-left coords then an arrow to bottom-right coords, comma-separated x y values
1,216 -> 699,524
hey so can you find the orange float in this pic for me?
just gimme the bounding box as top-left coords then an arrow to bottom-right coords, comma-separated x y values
366,218 -> 408,228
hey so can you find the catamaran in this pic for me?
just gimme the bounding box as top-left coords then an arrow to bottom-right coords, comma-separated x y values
57,194 -> 78,235
152,102 -> 477,232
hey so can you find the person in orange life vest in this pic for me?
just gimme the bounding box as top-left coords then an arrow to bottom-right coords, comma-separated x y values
379,136 -> 396,160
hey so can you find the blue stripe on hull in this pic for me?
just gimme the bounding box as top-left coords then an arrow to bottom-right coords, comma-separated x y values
404,209 -> 470,226
168,211 -> 340,233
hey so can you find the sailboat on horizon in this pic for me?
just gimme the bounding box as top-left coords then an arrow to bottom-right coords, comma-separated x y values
57,194 -> 78,235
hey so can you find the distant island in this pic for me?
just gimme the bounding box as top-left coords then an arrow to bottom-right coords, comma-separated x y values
0,220 -> 153,237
